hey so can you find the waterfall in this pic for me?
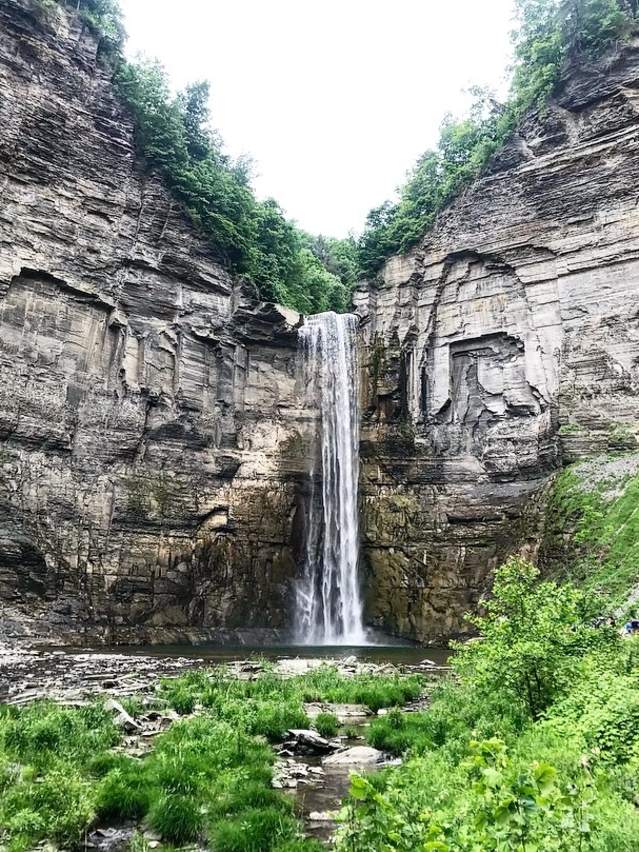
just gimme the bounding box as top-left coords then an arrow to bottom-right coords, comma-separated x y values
295,311 -> 366,645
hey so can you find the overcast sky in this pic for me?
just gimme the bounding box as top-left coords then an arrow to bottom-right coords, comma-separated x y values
120,0 -> 516,237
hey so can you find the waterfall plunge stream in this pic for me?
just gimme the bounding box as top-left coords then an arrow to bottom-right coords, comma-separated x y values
295,312 -> 366,645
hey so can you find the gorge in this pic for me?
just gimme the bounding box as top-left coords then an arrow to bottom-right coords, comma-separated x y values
1,0 -> 639,651
5,1 -> 639,849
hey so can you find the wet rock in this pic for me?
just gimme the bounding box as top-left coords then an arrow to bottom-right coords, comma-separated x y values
272,757 -> 324,789
0,1 -> 307,644
86,827 -> 134,852
323,746 -> 384,766
104,699 -> 141,734
309,811 -> 338,823
304,702 -> 371,722
282,729 -> 338,756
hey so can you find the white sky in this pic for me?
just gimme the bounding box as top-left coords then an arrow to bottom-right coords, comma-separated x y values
120,0 -> 516,238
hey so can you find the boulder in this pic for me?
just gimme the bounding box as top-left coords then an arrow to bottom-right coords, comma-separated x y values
282,729 -> 338,755
323,746 -> 384,766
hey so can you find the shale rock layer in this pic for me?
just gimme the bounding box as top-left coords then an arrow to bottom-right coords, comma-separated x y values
0,0 -> 309,641
355,37 -> 639,641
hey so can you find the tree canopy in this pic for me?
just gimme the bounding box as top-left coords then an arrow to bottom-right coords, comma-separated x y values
357,0 -> 638,277
49,0 -> 639,304
45,0 -> 355,315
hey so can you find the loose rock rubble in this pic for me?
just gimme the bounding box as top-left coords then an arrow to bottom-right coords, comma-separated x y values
272,757 -> 326,789
0,640 -> 205,704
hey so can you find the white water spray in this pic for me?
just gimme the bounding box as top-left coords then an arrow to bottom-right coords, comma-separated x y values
295,311 -> 366,645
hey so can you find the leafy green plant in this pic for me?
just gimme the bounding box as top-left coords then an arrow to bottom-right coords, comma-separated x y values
357,0 -> 638,275
453,557 -> 614,720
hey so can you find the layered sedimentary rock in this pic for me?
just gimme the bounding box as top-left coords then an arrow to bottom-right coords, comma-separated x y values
355,38 -> 639,642
0,0 -> 311,641
3,0 -> 639,646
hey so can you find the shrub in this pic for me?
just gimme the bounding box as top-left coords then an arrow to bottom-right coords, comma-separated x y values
453,558 -> 614,719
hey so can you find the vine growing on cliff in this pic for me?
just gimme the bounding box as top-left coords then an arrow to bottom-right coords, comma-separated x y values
357,0 -> 638,276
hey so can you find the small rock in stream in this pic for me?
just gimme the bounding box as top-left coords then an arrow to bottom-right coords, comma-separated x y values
309,810 -> 338,823
282,729 -> 339,755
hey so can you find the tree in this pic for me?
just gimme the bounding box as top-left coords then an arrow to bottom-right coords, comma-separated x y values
357,0 -> 638,277
453,558 -> 615,719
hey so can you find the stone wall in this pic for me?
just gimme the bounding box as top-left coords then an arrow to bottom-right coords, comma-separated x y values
0,0 -> 311,641
355,37 -> 639,642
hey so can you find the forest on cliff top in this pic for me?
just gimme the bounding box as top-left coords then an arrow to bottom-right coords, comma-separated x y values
42,0 -> 639,313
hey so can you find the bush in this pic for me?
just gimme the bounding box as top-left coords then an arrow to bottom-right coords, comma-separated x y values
453,557 -> 614,719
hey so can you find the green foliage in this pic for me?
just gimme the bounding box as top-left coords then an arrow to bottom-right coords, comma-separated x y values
453,557 -> 614,720
43,0 -> 354,314
163,684 -> 196,715
42,0 -> 124,48
114,59 -> 352,313
0,666 -> 423,850
367,708 -> 437,755
357,0 -> 637,275
0,702 -> 121,849
313,711 -> 339,738
543,460 -> 639,604
211,807 -> 302,852
148,793 -> 204,844
158,664 -> 424,719
96,762 -> 150,819
337,563 -> 639,851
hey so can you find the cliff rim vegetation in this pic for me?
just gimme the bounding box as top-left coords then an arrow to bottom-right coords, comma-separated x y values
38,0 -> 358,316
40,0 -> 639,308
358,0 -> 639,276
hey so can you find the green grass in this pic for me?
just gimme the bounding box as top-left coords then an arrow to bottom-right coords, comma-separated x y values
158,665 -> 425,727
313,711 -> 339,738
148,793 -> 204,843
0,665 -> 425,851
0,702 -> 121,851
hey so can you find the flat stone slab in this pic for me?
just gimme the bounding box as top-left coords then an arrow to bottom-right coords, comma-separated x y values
323,746 -> 384,766
304,702 -> 371,721
283,729 -> 338,755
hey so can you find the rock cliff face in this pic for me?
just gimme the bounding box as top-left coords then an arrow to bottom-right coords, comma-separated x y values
0,0 -> 311,641
3,0 -> 639,646
355,37 -> 639,642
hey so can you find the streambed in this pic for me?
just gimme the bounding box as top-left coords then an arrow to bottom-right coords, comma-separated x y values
0,640 -> 450,847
